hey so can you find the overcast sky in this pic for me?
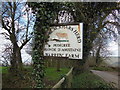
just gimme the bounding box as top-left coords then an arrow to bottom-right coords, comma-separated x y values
107,41 -> 118,57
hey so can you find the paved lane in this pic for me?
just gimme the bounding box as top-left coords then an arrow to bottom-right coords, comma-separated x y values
91,70 -> 119,88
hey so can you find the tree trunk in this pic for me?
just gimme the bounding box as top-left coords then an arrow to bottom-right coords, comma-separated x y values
73,60 -> 85,75
73,54 -> 90,75
96,44 -> 101,65
9,31 -> 23,73
10,42 -> 23,73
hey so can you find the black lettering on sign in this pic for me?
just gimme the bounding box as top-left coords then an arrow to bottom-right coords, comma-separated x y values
44,48 -> 56,51
75,54 -> 80,58
53,44 -> 70,47
58,48 -> 60,51
45,53 -> 50,56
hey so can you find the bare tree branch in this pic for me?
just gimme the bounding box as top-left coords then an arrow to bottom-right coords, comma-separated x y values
2,19 -> 12,35
104,21 -> 120,27
19,38 -> 31,50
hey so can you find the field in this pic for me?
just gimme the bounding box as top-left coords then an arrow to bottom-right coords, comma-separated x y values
105,57 -> 120,67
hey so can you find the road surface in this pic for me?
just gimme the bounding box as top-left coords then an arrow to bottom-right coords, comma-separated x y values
91,70 -> 119,88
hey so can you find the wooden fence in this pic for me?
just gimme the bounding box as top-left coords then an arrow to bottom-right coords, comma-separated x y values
52,67 -> 73,89
44,57 -> 76,68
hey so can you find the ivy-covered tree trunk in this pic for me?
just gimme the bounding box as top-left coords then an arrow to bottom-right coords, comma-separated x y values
29,3 -> 58,88
32,20 -> 49,88
32,30 -> 45,88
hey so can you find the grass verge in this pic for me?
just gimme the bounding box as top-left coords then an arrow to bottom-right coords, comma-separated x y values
72,71 -> 113,88
91,66 -> 115,71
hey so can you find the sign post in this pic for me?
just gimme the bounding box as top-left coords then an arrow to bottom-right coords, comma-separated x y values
44,23 -> 83,59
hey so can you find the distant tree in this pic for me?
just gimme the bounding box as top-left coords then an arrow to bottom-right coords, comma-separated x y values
0,44 -> 12,66
71,2 -> 120,72
1,1 -> 34,73
91,7 -> 120,66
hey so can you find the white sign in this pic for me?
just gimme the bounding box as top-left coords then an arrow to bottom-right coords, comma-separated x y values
44,23 -> 83,59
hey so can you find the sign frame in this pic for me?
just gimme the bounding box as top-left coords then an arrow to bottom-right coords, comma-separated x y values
44,22 -> 83,59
